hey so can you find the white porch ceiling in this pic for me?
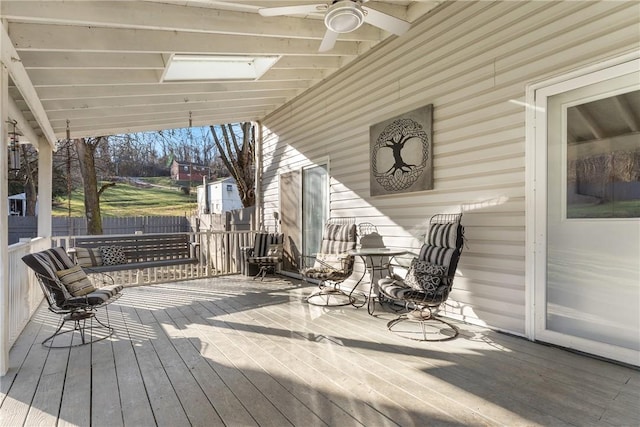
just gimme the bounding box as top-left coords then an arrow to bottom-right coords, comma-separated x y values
1,0 -> 441,144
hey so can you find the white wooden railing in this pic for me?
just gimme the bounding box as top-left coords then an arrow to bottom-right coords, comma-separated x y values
7,230 -> 255,349
7,237 -> 50,347
52,230 -> 255,286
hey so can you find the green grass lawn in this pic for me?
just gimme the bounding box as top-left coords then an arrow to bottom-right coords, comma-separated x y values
53,181 -> 197,217
568,199 -> 640,218
137,176 -> 175,187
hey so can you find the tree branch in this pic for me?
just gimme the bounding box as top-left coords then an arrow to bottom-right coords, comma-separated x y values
97,181 -> 116,197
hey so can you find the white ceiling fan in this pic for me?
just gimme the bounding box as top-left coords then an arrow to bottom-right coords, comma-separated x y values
258,0 -> 411,52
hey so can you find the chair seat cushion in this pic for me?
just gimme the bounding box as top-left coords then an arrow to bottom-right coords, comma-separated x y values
64,284 -> 122,307
379,278 -> 449,305
93,284 -> 123,298
302,267 -> 351,281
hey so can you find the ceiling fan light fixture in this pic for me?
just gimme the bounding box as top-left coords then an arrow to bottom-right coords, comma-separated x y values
324,1 -> 365,33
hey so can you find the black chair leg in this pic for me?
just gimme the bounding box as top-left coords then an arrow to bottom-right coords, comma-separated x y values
42,309 -> 114,349
386,307 -> 459,341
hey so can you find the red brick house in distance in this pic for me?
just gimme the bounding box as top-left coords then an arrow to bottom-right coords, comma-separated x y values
170,159 -> 211,183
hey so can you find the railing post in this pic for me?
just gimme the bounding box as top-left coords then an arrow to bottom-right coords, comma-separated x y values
0,57 -> 9,376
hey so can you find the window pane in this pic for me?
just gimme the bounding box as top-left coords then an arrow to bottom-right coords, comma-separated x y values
566,90 -> 640,218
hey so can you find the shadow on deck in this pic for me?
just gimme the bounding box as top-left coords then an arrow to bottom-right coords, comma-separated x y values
1,275 -> 638,426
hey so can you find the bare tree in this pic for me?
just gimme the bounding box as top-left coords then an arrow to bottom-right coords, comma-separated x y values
210,122 -> 255,207
20,145 -> 38,216
75,136 -> 115,234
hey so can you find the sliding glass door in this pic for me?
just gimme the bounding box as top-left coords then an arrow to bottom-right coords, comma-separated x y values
534,59 -> 640,365
302,164 -> 328,259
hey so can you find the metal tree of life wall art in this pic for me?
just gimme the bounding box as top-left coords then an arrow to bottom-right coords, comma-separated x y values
370,104 -> 434,197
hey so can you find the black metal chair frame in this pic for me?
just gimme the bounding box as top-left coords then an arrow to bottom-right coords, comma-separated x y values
23,249 -> 122,348
381,213 -> 464,341
303,218 -> 358,307
243,232 -> 284,280
37,270 -> 120,348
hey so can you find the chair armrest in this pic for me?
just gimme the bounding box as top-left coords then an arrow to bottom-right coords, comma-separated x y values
301,253 -> 353,273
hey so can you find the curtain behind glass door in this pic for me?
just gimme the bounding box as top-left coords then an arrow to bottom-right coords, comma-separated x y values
302,165 -> 328,258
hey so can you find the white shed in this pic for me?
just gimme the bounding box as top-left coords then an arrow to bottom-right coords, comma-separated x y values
197,177 -> 243,214
7,193 -> 37,216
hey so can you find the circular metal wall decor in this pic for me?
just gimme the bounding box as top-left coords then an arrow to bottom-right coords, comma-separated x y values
369,105 -> 434,197
371,118 -> 429,192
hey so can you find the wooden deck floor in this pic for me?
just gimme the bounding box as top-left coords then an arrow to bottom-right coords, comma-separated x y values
1,275 -> 638,427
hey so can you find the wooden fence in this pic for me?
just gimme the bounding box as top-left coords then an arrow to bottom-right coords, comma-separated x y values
8,216 -> 190,244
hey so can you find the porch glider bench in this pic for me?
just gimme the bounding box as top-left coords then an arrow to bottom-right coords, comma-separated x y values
69,233 -> 199,273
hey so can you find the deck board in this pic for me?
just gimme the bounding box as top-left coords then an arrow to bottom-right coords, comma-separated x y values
1,275 -> 638,427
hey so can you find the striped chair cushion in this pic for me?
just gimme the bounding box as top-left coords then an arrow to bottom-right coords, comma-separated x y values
248,244 -> 283,264
252,233 -> 284,257
379,278 -> 450,305
75,247 -> 103,267
56,265 -> 96,297
318,223 -> 357,254
22,248 -> 79,305
65,284 -> 123,307
418,245 -> 457,268
302,268 -> 352,281
427,222 -> 462,249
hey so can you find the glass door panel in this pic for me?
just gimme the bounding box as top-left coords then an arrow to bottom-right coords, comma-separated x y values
302,164 -> 328,258
543,69 -> 640,362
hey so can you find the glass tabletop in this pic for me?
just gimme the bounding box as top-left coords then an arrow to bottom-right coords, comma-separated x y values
347,248 -> 407,257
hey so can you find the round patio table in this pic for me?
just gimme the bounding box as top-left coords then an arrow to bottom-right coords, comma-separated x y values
347,248 -> 407,315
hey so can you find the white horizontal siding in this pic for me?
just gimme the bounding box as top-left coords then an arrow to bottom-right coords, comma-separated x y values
260,1 -> 640,334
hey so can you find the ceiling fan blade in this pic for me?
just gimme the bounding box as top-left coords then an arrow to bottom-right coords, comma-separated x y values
319,29 -> 339,52
362,6 -> 411,35
258,4 -> 325,17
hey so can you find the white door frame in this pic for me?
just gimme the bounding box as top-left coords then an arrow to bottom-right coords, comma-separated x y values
525,52 -> 640,364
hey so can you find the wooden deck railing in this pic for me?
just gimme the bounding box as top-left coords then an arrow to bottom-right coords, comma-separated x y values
7,230 -> 255,349
7,237 -> 50,347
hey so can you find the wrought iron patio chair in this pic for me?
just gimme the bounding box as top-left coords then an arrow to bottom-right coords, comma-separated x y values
303,218 -> 357,306
379,213 -> 464,341
242,231 -> 284,280
22,247 -> 123,348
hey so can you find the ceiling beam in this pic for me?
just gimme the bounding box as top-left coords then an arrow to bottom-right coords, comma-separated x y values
19,52 -> 166,70
10,23 -> 361,56
0,21 -> 56,148
28,89 -> 300,112
20,52 -> 346,71
61,114 -> 265,138
16,80 -> 311,101
45,97 -> 288,121
24,68 -> 326,86
50,109 -> 270,137
1,0 -> 382,41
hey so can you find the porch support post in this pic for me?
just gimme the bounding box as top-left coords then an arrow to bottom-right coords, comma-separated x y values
253,121 -> 263,231
0,53 -> 10,376
37,137 -> 53,238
